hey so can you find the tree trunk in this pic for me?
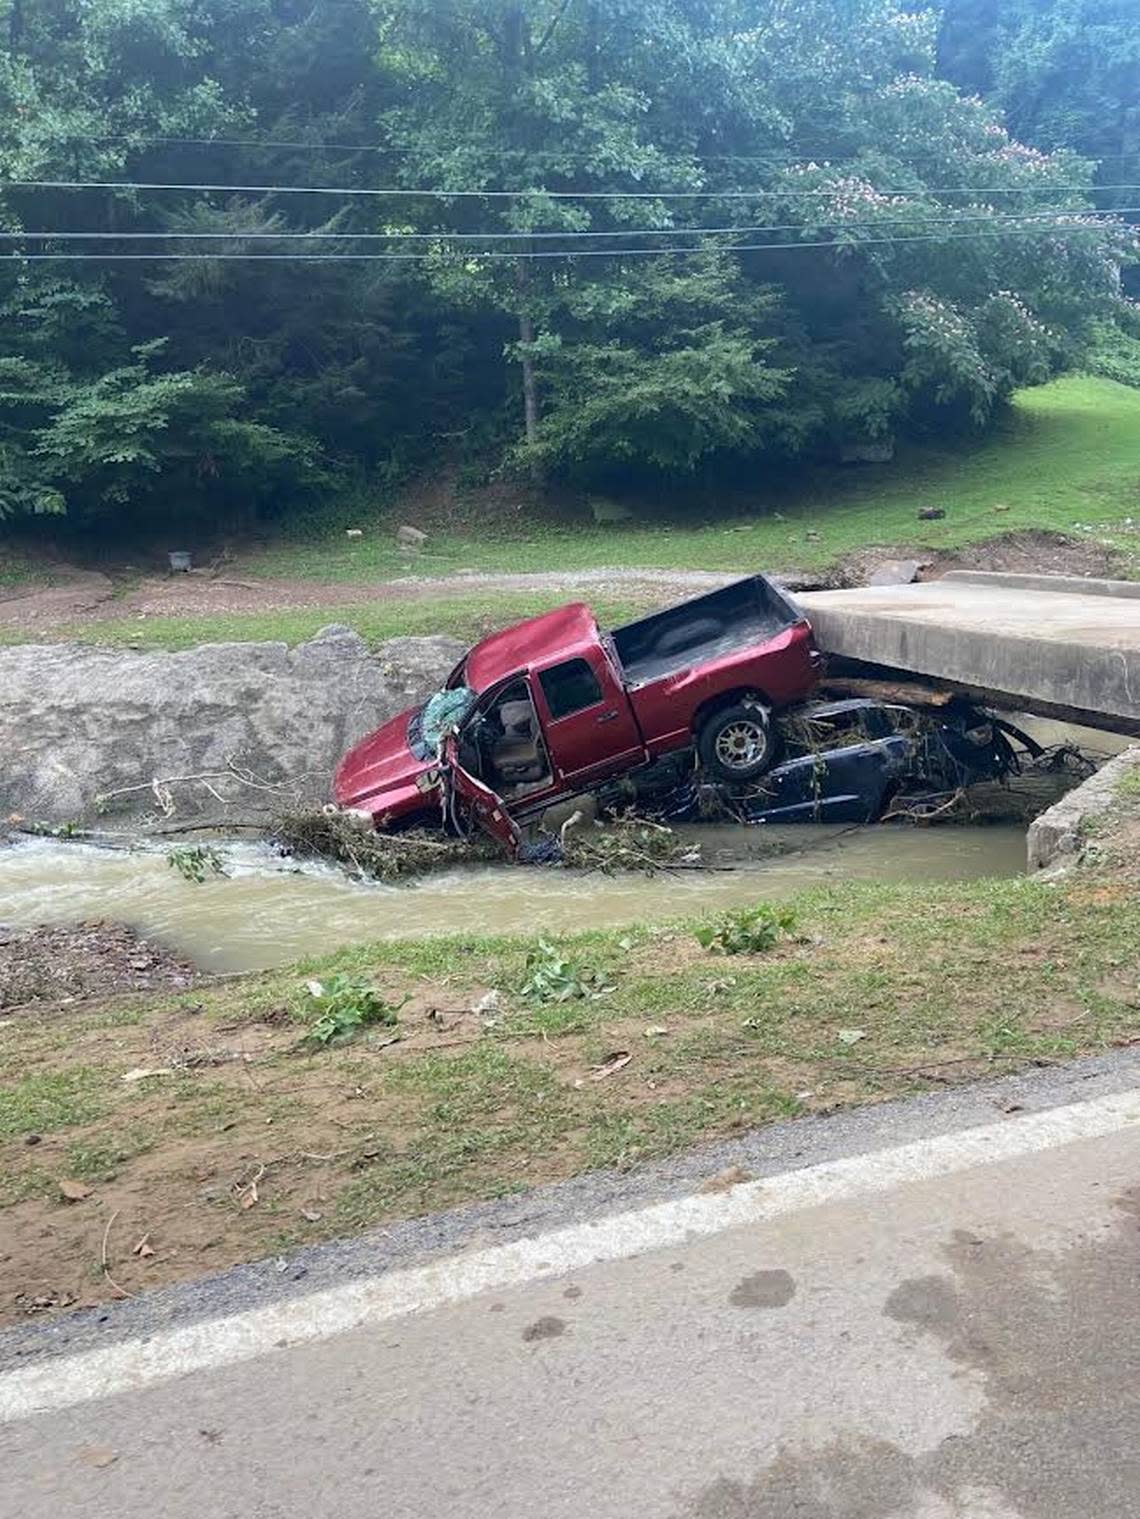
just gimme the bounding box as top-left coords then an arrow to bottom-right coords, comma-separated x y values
503,5 -> 540,453
518,306 -> 539,446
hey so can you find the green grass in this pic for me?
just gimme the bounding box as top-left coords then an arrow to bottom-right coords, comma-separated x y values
2,375 -> 1137,654
0,1068 -> 109,1139
0,591 -> 657,651
241,377 -> 1140,583
2,801 -> 1139,1316
0,544 -> 57,589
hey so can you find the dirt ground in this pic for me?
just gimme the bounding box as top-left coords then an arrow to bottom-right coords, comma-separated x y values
0,530 -> 1123,633
831,529 -> 1125,588
1,806 -> 1138,1324
0,922 -> 197,1010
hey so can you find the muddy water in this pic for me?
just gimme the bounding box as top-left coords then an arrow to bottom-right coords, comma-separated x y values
0,825 -> 1027,974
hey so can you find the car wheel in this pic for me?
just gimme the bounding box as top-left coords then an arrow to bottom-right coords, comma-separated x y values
697,703 -> 778,783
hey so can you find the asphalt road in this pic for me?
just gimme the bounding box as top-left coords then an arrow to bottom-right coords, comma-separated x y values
3,1057 -> 1139,1519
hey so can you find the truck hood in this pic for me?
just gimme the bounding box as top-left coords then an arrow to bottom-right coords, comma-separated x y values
333,709 -> 432,812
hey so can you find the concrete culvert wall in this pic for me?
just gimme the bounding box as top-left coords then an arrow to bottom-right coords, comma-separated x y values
0,625 -> 464,826
1027,746 -> 1140,872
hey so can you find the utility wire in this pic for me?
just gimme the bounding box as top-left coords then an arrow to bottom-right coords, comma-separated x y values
68,132 -> 1140,163
3,208 -> 1133,242
0,177 -> 1122,201
78,133 -> 841,161
4,222 -> 1125,262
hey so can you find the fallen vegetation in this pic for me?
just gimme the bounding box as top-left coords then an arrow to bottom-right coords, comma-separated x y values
0,774 -> 1136,1322
274,808 -> 495,882
276,806 -> 701,880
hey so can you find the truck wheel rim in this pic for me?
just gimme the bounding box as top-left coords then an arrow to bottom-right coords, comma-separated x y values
715,720 -> 767,771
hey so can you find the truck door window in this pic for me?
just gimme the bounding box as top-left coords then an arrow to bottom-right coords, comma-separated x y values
463,679 -> 552,797
539,658 -> 603,720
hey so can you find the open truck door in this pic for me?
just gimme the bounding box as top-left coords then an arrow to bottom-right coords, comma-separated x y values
443,736 -> 521,858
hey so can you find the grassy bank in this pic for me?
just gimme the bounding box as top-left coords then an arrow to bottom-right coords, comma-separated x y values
7,591 -> 659,653
2,780 -> 1137,1320
0,546 -> 58,590
243,377 -> 1140,583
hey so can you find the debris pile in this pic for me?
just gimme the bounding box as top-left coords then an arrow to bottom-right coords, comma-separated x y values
274,807 -> 496,881
558,815 -> 701,874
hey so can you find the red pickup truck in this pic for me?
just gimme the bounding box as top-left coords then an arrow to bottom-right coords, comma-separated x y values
334,575 -> 819,850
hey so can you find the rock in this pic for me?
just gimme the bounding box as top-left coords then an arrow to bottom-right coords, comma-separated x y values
396,524 -> 428,548
867,558 -> 924,587
839,438 -> 895,464
917,506 -> 946,521
590,498 -> 634,525
0,627 -> 464,825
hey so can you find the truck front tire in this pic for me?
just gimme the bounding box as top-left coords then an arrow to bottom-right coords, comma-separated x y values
697,702 -> 778,783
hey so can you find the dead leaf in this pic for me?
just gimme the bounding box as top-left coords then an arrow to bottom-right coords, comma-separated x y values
836,1028 -> 867,1046
698,1165 -> 755,1194
132,1234 -> 155,1259
234,1163 -> 265,1210
121,1066 -> 175,1083
300,1207 -> 323,1223
58,1179 -> 92,1202
77,1445 -> 118,1469
589,1050 -> 632,1081
643,1026 -> 669,1040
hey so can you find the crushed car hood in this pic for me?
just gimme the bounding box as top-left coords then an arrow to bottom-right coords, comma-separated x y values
333,709 -> 431,811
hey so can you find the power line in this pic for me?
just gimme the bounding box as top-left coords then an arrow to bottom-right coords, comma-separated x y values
1,208 -> 1132,243
82,132 -> 828,161
0,177 -> 1118,201
69,132 -> 1140,165
3,221 -> 1124,262
76,133 -> 955,163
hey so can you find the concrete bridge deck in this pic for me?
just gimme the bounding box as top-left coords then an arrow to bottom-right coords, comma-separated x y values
796,570 -> 1140,736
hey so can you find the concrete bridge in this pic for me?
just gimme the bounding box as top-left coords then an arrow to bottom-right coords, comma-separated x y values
796,571 -> 1140,737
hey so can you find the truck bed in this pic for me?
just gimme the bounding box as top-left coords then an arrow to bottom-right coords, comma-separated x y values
610,576 -> 804,687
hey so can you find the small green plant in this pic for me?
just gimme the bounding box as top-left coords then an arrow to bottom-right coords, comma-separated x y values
24,819 -> 81,839
303,974 -> 406,1047
521,939 -> 616,1003
695,903 -> 797,956
166,844 -> 227,883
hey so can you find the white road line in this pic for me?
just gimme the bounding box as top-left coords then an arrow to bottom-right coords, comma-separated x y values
2,1086 -> 1138,1424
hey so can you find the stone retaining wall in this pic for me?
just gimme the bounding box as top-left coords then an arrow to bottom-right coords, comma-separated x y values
0,626 -> 463,825
1027,746 -> 1140,872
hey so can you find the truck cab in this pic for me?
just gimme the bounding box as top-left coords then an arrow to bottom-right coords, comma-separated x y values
334,577 -> 820,846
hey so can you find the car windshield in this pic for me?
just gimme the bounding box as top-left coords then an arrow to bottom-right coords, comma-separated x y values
408,685 -> 477,760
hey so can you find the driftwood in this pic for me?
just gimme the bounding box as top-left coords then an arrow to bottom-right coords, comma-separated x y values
818,676 -> 954,707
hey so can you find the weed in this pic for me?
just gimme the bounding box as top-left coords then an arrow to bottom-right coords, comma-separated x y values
21,820 -> 81,839
695,903 -> 797,956
167,844 -> 227,883
521,938 -> 616,1003
0,1069 -> 108,1139
302,974 -> 406,1047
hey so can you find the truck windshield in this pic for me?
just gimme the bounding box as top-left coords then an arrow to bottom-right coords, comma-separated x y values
408,686 -> 477,760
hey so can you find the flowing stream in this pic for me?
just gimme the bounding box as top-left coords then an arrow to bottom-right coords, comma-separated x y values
2,716 -> 1122,974
0,824 -> 1028,974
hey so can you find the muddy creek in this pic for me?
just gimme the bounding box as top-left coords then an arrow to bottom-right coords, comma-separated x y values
0,825 -> 1029,974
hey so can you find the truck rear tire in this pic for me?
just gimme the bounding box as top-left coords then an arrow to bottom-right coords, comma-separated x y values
697,702 -> 778,783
